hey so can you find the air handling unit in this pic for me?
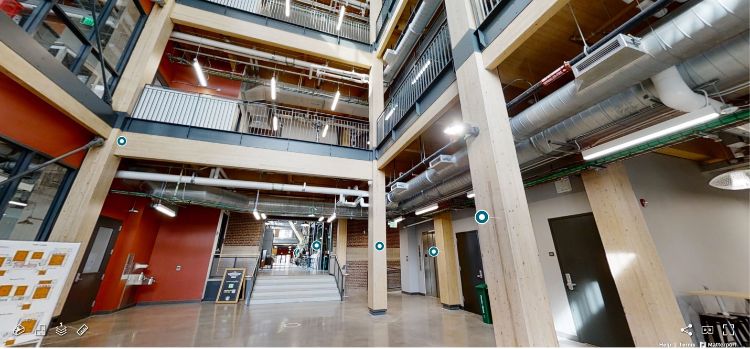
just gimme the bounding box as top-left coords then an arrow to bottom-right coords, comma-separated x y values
572,34 -> 646,91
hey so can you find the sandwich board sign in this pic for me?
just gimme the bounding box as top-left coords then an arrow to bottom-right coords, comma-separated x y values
0,240 -> 80,346
216,268 -> 246,304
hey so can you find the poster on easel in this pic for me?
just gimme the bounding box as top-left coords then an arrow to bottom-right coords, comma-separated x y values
0,240 -> 80,346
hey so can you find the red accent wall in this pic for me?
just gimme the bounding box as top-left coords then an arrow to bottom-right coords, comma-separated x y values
136,205 -> 221,303
157,43 -> 242,99
94,194 -> 160,312
0,72 -> 93,168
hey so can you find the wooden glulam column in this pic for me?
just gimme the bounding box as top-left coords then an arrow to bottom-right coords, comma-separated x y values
111,0 -> 175,113
444,0 -> 558,345
433,211 -> 462,308
367,57 -> 387,314
581,162 -> 689,345
336,218 -> 348,266
48,129 -> 122,316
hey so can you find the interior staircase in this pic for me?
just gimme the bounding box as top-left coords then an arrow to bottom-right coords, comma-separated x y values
249,274 -> 341,305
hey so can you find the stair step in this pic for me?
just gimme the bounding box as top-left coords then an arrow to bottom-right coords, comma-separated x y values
255,278 -> 335,286
252,288 -> 339,298
253,283 -> 337,291
249,295 -> 341,305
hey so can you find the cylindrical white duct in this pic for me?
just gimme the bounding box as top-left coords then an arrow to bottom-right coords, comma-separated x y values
650,66 -> 723,112
116,171 -> 369,197
170,32 -> 369,84
510,0 -> 749,141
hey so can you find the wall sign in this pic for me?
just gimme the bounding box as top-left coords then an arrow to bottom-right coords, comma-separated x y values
215,268 -> 245,304
0,241 -> 80,346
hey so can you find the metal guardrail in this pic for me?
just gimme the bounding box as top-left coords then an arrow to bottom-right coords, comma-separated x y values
329,255 -> 346,300
375,23 -> 452,145
472,0 -> 503,25
205,0 -> 370,43
132,85 -> 370,150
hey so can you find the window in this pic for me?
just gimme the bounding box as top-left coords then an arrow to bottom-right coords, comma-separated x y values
1,0 -> 147,103
0,138 -> 75,241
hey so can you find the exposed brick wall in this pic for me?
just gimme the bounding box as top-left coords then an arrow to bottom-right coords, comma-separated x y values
346,220 -> 368,247
343,220 -> 401,290
223,213 -> 263,246
346,260 -> 368,288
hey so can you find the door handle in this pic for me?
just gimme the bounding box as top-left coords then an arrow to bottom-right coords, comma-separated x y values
564,273 -> 576,291
477,270 -> 484,279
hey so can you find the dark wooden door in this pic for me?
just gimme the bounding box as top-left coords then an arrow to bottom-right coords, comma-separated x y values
59,216 -> 121,323
456,231 -> 484,315
549,213 -> 634,347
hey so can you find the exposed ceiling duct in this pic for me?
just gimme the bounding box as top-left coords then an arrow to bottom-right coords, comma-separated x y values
140,182 -> 368,219
169,32 -> 369,85
509,0 -> 749,141
382,0 -> 442,82
243,84 -> 368,118
386,149 -> 469,208
115,170 -> 369,198
515,34 -> 749,166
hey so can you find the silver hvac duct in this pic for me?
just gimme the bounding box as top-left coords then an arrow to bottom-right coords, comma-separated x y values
515,34 -> 749,165
116,171 -> 369,197
382,0 -> 442,82
397,172 -> 473,213
147,183 -> 368,219
169,32 -> 369,85
386,148 -> 469,208
243,84 -> 369,117
509,0 -> 749,141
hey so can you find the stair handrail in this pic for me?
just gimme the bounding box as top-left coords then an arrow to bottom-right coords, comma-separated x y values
248,255 -> 262,301
329,255 -> 346,301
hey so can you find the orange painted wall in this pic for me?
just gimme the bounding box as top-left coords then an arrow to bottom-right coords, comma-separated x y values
94,193 -> 161,313
0,72 -> 93,168
158,43 -> 242,99
136,205 -> 221,303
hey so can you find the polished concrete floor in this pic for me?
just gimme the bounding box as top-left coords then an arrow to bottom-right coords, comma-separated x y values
42,290 -> 586,347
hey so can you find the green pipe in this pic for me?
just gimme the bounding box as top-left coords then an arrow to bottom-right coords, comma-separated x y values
523,110 -> 750,187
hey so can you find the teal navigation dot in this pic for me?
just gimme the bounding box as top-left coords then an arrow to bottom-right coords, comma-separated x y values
428,246 -> 439,257
116,136 -> 127,147
475,210 -> 490,224
293,248 -> 300,256
311,240 -> 322,251
374,241 -> 385,251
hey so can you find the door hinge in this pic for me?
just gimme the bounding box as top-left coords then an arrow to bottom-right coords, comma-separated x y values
91,300 -> 96,308
110,248 -> 114,255
101,274 -> 105,281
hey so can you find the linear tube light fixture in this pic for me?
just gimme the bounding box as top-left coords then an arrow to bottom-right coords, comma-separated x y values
8,200 -> 28,207
318,216 -> 325,222
466,191 -> 475,199
322,124 -> 330,138
411,60 -> 431,85
336,5 -> 346,31
273,115 -> 279,131
384,105 -> 397,121
192,58 -> 207,87
415,204 -> 439,215
285,0 -> 291,17
252,209 -> 261,220
270,76 -> 277,100
331,90 -> 340,111
392,216 -> 405,225
152,202 -> 176,218
582,106 -> 721,161
261,213 -> 267,220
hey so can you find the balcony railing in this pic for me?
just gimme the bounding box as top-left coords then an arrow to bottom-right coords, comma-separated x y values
132,85 -> 370,150
374,0 -> 398,43
205,0 -> 370,43
472,0 -> 503,25
375,23 -> 452,145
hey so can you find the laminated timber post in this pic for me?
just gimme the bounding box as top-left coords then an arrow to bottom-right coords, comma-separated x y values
444,0 -> 558,345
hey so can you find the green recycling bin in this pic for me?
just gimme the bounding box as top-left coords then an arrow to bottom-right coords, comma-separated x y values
475,283 -> 493,324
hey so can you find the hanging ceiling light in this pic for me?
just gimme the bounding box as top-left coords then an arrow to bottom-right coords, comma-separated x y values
326,212 -> 337,223
411,60 -> 431,85
252,190 -> 263,220
270,75 -> 277,100
252,209 -> 261,220
466,190 -> 475,199
285,0 -> 291,17
415,203 -> 439,215
192,57 -> 208,87
582,106 -> 721,160
331,90 -> 340,111
709,169 -> 750,190
318,216 -> 325,222
261,213 -> 267,219
336,5 -> 346,31
152,201 -> 176,218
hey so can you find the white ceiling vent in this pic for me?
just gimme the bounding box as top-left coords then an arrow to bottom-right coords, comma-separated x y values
573,34 -> 646,91
709,169 -> 750,190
